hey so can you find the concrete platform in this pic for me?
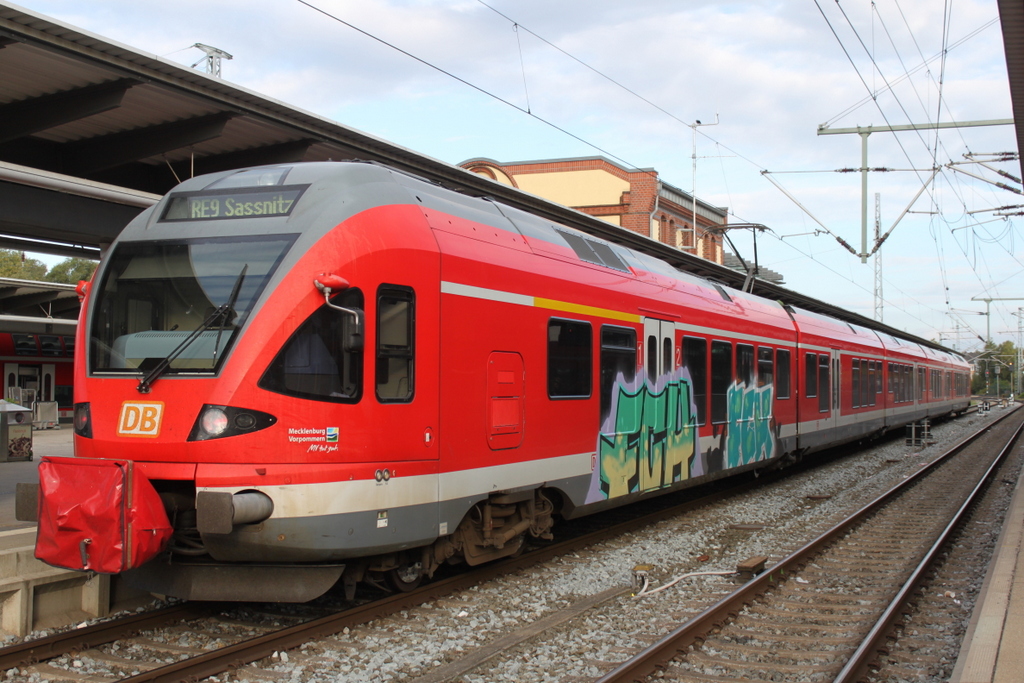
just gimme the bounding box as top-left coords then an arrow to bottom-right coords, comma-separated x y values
0,428 -> 122,637
950,434 -> 1024,683
0,427 -> 72,533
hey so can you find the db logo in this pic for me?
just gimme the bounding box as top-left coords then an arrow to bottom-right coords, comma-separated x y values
117,402 -> 164,437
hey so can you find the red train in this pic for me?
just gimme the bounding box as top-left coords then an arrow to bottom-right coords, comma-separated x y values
23,162 -> 971,601
0,330 -> 75,424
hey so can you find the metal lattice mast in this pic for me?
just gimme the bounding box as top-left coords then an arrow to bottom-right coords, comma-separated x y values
191,43 -> 233,78
1016,309 -> 1023,397
873,193 -> 883,322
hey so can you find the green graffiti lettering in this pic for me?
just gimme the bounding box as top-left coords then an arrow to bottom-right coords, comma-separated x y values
725,382 -> 775,468
596,373 -> 697,500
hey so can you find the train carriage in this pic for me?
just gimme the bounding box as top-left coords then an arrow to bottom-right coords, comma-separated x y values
21,161 -> 971,602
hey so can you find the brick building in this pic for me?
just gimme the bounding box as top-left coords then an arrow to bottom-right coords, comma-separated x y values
460,156 -> 727,264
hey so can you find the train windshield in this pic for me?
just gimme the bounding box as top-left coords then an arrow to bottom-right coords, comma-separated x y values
89,235 -> 295,374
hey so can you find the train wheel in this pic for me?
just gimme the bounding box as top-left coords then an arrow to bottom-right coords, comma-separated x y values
386,563 -> 424,592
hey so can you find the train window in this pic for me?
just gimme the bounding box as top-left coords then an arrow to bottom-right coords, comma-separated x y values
646,335 -> 658,384
90,235 -> 294,374
62,336 -> 75,356
859,360 -> 869,407
776,349 -> 791,399
757,347 -> 773,388
711,341 -> 731,424
818,354 -> 830,412
548,319 -> 592,399
39,335 -> 63,357
55,385 -> 72,410
852,359 -> 860,408
864,361 -> 871,406
376,286 -> 415,403
600,326 -> 637,423
918,368 -> 925,400
868,361 -> 876,406
683,336 -> 707,425
663,337 -> 673,377
12,334 -> 37,356
736,344 -> 754,386
805,352 -> 817,398
259,288 -> 364,403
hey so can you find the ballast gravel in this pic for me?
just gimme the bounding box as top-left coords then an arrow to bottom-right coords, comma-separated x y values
9,407 -> 1011,683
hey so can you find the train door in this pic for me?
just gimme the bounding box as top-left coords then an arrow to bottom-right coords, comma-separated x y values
4,363 -> 38,405
640,318 -> 685,492
3,363 -> 16,400
643,318 -> 675,385
829,349 -> 841,435
41,364 -> 55,402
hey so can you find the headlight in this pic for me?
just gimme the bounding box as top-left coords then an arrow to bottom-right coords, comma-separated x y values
200,407 -> 228,437
73,403 -> 92,438
188,405 -> 276,441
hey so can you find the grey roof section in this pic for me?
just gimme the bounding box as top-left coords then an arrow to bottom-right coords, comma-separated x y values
0,1 -> 954,353
723,252 -> 785,284
0,277 -> 78,323
998,0 -> 1024,180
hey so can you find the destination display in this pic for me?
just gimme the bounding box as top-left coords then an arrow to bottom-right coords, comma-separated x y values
161,186 -> 306,221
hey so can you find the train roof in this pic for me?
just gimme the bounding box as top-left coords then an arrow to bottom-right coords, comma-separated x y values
125,161 -> 961,359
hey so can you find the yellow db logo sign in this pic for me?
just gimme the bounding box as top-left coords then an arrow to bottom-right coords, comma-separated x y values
117,402 -> 164,437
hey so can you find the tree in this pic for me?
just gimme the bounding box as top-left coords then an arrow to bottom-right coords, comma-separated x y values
0,250 -> 47,280
44,258 -> 98,284
971,340 -> 1021,396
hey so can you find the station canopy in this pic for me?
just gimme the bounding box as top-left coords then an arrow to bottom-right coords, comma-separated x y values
1,1 -> 1020,347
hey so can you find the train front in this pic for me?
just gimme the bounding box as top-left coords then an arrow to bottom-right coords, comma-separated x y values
27,163 -> 439,602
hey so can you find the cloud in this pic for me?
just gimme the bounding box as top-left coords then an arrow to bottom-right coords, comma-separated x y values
14,0 -> 1022,348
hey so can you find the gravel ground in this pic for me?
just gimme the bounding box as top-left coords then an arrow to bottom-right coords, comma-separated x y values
2,407 -> 1010,683
223,408 -> 1009,683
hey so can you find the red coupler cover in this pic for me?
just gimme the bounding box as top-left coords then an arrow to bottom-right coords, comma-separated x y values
35,457 -> 172,573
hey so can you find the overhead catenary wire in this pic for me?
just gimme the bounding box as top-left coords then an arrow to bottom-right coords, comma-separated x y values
294,0 -> 662,184
295,0 -> 1015,342
814,1 -> 1021,338
820,17 -> 997,129
477,0 -> 1018,338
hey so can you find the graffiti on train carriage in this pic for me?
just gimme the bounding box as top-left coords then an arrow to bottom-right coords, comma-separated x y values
590,369 -> 778,502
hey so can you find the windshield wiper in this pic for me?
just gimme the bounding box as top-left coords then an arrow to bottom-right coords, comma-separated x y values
137,265 -> 248,394
212,264 -> 247,364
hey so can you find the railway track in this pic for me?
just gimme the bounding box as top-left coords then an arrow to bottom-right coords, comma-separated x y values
597,405 -> 1024,683
0,441 -> 793,681
0,408 -> 1012,682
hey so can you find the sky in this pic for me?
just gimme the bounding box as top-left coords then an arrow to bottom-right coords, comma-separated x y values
13,0 -> 1024,351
